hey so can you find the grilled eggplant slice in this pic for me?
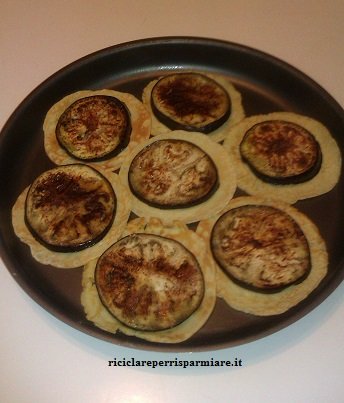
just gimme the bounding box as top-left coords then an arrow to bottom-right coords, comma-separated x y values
239,120 -> 322,184
25,164 -> 116,252
95,233 -> 204,331
151,72 -> 231,134
211,204 -> 311,292
56,95 -> 131,161
128,138 -> 218,208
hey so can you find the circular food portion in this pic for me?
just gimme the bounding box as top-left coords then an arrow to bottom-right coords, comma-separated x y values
43,89 -> 151,171
211,204 -> 311,292
239,120 -> 322,184
95,232 -> 205,331
81,217 -> 216,343
56,95 -> 131,161
143,72 -> 245,142
128,138 -> 218,208
223,112 -> 342,203
196,196 -> 328,316
25,164 -> 116,252
150,72 -> 231,133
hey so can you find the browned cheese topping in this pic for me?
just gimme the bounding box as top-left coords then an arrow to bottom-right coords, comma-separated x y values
95,233 -> 204,330
128,139 -> 218,208
56,95 -> 131,160
240,120 -> 321,183
25,165 -> 116,251
151,73 -> 231,133
211,205 -> 311,291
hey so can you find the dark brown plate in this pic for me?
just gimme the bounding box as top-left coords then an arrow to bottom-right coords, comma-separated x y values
1,37 -> 344,351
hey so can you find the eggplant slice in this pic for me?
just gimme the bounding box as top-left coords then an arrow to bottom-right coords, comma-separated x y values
25,164 -> 116,252
239,120 -> 322,184
128,139 -> 218,208
95,233 -> 205,331
56,95 -> 131,161
151,72 -> 231,133
210,204 -> 311,292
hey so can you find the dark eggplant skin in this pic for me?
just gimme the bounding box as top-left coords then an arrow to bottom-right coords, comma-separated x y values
210,205 -> 312,294
24,164 -> 116,253
56,95 -> 132,162
94,232 -> 205,331
239,120 -> 322,185
127,139 -> 219,209
151,73 -> 231,134
24,216 -> 115,253
241,152 -> 322,185
215,260 -> 311,294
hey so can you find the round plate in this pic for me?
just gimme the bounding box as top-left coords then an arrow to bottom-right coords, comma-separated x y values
1,37 -> 344,351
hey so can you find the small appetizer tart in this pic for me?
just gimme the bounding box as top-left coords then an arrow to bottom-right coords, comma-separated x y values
142,71 -> 245,142
81,217 -> 217,343
128,139 -> 218,209
12,164 -> 131,268
25,164 -> 115,252
223,112 -> 342,203
44,89 -> 151,171
95,233 -> 204,331
150,72 -> 231,134
56,95 -> 131,161
196,196 -> 328,316
211,204 -> 311,292
240,120 -> 322,184
119,131 -> 237,224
